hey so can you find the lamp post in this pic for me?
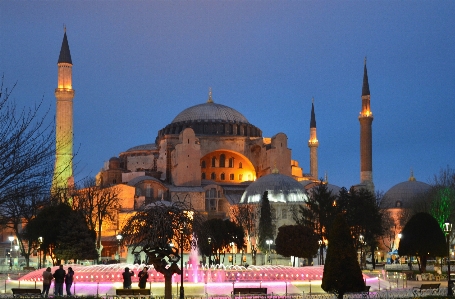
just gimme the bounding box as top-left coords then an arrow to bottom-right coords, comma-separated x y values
266,240 -> 273,264
180,225 -> 184,299
116,234 -> 123,262
208,237 -> 212,267
230,242 -> 234,265
8,235 -> 14,270
14,244 -> 19,259
38,237 -> 43,269
444,220 -> 453,296
318,240 -> 323,265
359,235 -> 364,269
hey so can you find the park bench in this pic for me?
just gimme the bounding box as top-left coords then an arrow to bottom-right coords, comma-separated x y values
232,288 -> 267,296
11,288 -> 42,298
115,289 -> 152,298
412,283 -> 440,297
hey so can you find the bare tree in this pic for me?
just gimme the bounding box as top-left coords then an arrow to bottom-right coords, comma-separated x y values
0,78 -> 55,203
0,77 -> 57,265
120,201 -> 204,299
73,178 -> 120,258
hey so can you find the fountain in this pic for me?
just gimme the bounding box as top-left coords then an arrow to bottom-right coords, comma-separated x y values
15,262 -> 389,296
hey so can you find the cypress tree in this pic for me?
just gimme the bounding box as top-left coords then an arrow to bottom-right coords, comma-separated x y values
258,191 -> 274,252
322,213 -> 365,299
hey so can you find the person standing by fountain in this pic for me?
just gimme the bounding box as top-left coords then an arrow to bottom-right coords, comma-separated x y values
122,267 -> 134,289
138,267 -> 149,289
65,267 -> 74,296
42,267 -> 53,297
53,265 -> 66,296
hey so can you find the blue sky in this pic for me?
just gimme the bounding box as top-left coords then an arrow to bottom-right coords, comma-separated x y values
1,1 -> 454,193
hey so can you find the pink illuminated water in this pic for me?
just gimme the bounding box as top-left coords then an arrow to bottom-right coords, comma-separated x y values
14,264 -> 389,296
19,263 -> 326,283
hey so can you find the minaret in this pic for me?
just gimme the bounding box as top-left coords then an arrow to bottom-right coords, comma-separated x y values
308,98 -> 319,180
52,28 -> 75,193
358,58 -> 374,192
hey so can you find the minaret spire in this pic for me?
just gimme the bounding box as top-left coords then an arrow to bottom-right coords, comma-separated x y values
358,58 -> 374,192
52,29 -> 75,199
362,57 -> 370,96
308,97 -> 319,180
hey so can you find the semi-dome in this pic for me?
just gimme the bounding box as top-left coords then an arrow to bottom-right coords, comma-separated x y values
240,172 -> 308,204
381,173 -> 431,209
172,102 -> 249,124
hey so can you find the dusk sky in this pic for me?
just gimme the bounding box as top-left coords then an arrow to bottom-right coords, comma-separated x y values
1,1 -> 454,193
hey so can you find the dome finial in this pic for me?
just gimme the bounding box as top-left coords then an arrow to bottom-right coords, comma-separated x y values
64,24 -> 66,33
324,171 -> 328,183
409,168 -> 416,181
272,162 -> 279,174
207,87 -> 213,103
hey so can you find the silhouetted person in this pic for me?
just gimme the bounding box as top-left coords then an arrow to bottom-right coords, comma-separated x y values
65,266 -> 74,295
53,265 -> 66,296
42,267 -> 53,297
122,267 -> 134,289
138,267 -> 149,289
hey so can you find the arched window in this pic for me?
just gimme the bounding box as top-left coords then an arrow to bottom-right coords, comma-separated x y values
201,160 -> 206,168
211,172 -> 216,180
221,173 -> 225,180
146,185 -> 153,197
239,162 -> 243,169
229,158 -> 234,168
211,157 -> 216,167
229,173 -> 234,180
201,173 -> 206,180
239,174 -> 243,181
220,154 -> 226,167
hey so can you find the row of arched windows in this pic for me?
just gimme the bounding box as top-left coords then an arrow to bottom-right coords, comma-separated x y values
201,172 -> 244,181
201,155 -> 243,169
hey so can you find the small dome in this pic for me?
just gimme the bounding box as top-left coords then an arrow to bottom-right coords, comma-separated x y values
382,179 -> 431,209
240,173 -> 308,204
172,102 -> 249,124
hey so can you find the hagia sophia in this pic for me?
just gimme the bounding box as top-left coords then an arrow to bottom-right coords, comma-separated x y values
53,31 -> 431,263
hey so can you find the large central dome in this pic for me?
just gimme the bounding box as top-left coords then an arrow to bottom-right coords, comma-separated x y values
156,92 -> 262,141
172,102 -> 249,124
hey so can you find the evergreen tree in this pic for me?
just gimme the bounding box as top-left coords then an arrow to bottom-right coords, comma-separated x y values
322,214 -> 365,299
398,212 -> 446,272
275,225 -> 318,265
258,191 -> 274,252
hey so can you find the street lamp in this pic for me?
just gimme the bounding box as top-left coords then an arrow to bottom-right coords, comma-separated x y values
230,242 -> 235,265
266,240 -> 273,264
359,235 -> 364,269
444,220 -> 453,296
38,237 -> 43,269
318,240 -> 323,265
8,235 -> 14,270
208,237 -> 212,267
180,225 -> 184,299
116,234 -> 123,262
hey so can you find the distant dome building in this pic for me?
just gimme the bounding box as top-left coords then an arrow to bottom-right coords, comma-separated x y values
382,171 -> 431,252
240,169 -> 308,236
241,171 -> 308,204
381,172 -> 431,209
